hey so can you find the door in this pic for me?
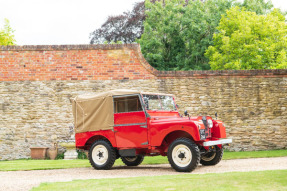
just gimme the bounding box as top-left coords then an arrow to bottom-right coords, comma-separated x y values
113,95 -> 148,148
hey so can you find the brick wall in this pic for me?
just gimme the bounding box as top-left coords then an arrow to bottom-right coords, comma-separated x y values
0,44 -> 286,160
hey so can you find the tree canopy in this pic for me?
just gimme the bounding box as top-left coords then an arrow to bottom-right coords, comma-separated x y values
205,7 -> 287,70
240,0 -> 273,15
0,19 -> 16,45
137,0 -> 234,70
90,1 -> 145,44
89,0 -> 283,70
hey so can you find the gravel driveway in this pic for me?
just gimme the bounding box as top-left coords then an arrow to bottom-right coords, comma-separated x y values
1,157 -> 287,191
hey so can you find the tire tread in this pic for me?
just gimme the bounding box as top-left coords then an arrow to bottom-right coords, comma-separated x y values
88,139 -> 116,170
167,137 -> 200,172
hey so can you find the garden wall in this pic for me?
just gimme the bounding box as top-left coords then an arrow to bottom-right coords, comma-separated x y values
0,44 -> 286,160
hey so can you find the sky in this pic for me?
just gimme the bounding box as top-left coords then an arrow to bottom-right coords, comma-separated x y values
0,0 -> 286,45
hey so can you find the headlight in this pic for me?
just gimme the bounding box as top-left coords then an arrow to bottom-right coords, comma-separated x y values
194,122 -> 201,129
207,119 -> 213,128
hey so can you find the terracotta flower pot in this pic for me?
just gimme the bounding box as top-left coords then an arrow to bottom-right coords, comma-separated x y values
48,148 -> 58,160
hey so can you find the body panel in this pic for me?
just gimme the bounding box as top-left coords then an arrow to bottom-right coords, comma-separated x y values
114,111 -> 148,148
75,130 -> 117,147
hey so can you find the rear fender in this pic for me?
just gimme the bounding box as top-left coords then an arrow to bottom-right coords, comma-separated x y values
75,130 -> 116,150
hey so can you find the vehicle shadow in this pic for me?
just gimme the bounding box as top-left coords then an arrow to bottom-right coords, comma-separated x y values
112,165 -> 174,171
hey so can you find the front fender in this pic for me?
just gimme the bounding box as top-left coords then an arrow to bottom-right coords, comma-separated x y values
149,121 -> 200,146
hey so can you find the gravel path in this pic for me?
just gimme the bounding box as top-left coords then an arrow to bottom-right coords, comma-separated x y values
1,157 -> 287,191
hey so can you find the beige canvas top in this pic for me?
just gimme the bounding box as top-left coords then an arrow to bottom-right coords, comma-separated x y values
72,89 -> 141,133
72,89 -> 174,133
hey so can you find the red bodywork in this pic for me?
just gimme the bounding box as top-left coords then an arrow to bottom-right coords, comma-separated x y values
75,93 -> 227,156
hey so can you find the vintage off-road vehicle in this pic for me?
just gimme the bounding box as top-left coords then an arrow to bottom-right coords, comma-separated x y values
72,90 -> 232,172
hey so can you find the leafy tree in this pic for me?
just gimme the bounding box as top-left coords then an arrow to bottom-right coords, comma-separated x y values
138,0 -> 235,70
205,7 -> 287,70
90,0 -> 276,71
0,19 -> 16,45
241,0 -> 273,15
90,1 -> 145,44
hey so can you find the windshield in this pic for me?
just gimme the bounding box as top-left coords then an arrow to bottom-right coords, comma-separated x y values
142,94 -> 176,111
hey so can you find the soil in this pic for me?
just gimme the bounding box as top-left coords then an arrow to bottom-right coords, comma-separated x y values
1,157 -> 287,191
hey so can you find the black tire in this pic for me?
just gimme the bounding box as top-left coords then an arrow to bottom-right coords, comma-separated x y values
121,155 -> 144,166
88,139 -> 116,170
200,146 -> 223,166
167,138 -> 200,172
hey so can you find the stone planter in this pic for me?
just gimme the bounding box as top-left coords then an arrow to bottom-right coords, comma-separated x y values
30,147 -> 48,159
59,142 -> 78,160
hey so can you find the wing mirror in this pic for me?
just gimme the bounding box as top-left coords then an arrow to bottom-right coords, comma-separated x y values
184,110 -> 190,120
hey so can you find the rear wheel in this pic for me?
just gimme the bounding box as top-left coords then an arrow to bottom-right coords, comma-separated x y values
200,146 -> 223,166
88,139 -> 116,170
168,138 -> 200,172
121,155 -> 144,166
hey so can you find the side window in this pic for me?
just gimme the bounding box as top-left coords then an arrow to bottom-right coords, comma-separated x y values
114,95 -> 143,113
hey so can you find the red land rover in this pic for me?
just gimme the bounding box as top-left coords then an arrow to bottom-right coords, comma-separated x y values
72,90 -> 232,172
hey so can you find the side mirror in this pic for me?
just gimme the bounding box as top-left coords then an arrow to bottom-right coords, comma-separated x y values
184,110 -> 190,120
176,104 -> 179,109
215,112 -> 218,120
184,110 -> 188,116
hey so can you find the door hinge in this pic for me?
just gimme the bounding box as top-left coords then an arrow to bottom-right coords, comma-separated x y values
141,141 -> 148,145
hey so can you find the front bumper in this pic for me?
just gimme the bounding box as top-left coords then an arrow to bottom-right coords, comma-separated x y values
203,138 -> 232,146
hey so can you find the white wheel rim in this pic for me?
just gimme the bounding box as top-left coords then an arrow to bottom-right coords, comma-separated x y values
92,145 -> 108,165
124,157 -> 137,162
201,152 -> 216,161
172,144 -> 192,168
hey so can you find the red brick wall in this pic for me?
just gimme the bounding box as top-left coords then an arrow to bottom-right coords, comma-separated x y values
1,44 -> 286,81
0,44 -> 156,81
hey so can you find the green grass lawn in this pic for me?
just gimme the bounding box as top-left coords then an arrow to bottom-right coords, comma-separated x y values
31,170 -> 287,191
1,149 -> 286,171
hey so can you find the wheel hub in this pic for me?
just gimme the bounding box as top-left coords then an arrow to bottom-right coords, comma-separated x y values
178,152 -> 186,160
92,145 -> 109,165
97,151 -> 104,159
172,144 -> 192,167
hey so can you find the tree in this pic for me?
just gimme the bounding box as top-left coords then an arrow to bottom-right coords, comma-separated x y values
241,0 -> 273,15
0,19 -> 16,45
137,0 -> 235,70
90,1 -> 145,44
89,0 -> 276,70
205,7 -> 287,70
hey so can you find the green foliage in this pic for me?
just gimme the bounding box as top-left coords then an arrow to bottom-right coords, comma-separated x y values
138,0 -> 235,71
55,153 -> 64,160
206,7 -> 287,70
241,0 -> 273,15
77,150 -> 87,159
0,19 -> 16,45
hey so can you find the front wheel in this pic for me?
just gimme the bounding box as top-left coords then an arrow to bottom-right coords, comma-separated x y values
168,138 -> 200,172
88,139 -> 116,170
121,155 -> 144,166
200,146 -> 223,166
